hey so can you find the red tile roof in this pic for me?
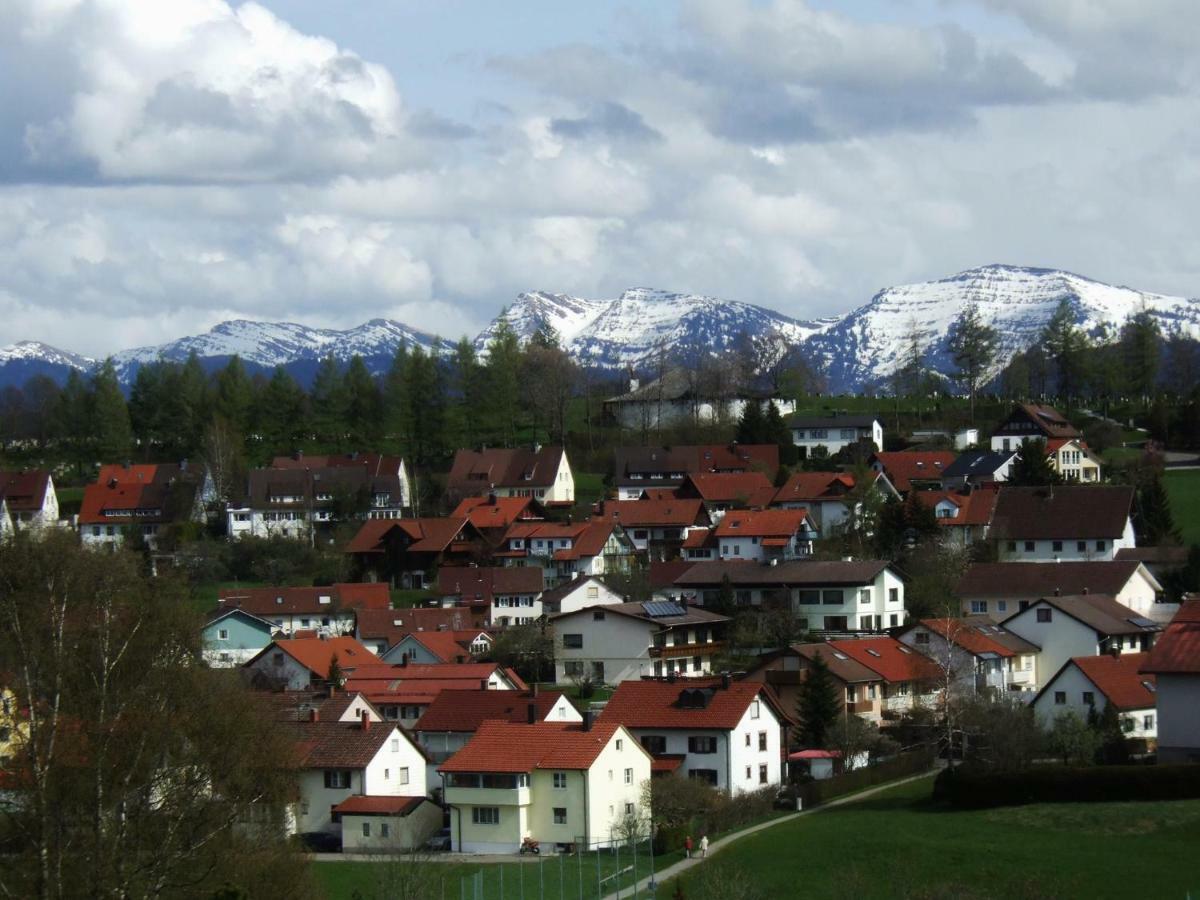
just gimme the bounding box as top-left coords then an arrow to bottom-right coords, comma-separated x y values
355,607 -> 483,646
448,447 -> 566,494
437,566 -> 544,602
343,662 -> 527,695
332,795 -> 429,816
919,618 -> 1018,657
597,678 -> 788,730
218,583 -> 390,617
872,452 -> 957,493
1071,653 -> 1156,710
414,689 -> 572,732
827,637 -> 941,684
1140,600 -> 1200,674
345,517 -> 473,554
912,486 -> 999,528
249,636 -> 377,679
452,495 -> 545,531
681,528 -> 715,549
401,630 -> 490,663
771,472 -> 856,505
439,721 -> 625,773
677,472 -> 775,504
0,470 -> 51,512
599,499 -> 710,528
651,754 -> 686,773
713,508 -> 810,539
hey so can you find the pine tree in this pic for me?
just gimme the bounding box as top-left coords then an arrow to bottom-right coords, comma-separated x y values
1120,308 -> 1162,403
405,345 -> 446,465
485,317 -> 522,446
1134,471 -> 1180,546
1042,299 -> 1085,405
947,303 -> 999,423
327,653 -> 345,688
1094,700 -> 1131,765
54,369 -> 92,472
214,355 -> 254,434
257,366 -> 307,451
796,653 -> 841,749
764,401 -> 791,450
309,355 -> 348,446
384,345 -> 413,456
342,355 -> 382,447
90,359 -> 133,461
735,399 -> 766,444
449,337 -> 484,449
1007,438 -> 1060,487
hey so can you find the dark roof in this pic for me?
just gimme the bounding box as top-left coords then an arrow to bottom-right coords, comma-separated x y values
674,559 -> 891,588
415,689 -> 572,732
597,678 -> 789,730
241,463 -> 403,509
1140,600 -> 1200,674
613,445 -> 779,485
941,450 -> 1016,479
0,469 -> 51,512
991,486 -> 1134,541
648,559 -> 697,589
332,795 -> 429,816
1115,546 -> 1191,566
1003,594 -> 1161,637
345,517 -> 475,555
550,600 -> 730,628
993,404 -> 1080,440
355,607 -> 482,646
957,561 -> 1152,598
447,447 -> 565,493
293,719 -> 395,768
436,566 -> 544,603
217,583 -> 390,617
786,413 -> 879,429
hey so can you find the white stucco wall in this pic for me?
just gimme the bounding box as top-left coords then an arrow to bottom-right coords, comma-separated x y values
339,800 -> 442,852
1155,675 -> 1200,762
1003,608 -> 1100,681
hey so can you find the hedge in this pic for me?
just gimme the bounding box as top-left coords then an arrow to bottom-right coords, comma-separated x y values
933,763 -> 1200,809
792,747 -> 937,809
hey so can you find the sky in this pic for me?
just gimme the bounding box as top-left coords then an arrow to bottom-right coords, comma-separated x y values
2,0 -> 1199,357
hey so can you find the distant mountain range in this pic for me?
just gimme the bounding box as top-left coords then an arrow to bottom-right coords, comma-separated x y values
4,265 -> 1199,393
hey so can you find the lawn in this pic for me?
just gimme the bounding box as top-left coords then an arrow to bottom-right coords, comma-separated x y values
670,777 -> 1200,900
1164,469 -> 1200,545
391,588 -> 436,609
187,580 -> 269,616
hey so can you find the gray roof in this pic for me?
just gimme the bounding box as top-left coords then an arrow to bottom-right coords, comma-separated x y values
991,485 -> 1134,541
957,561 -> 1154,598
674,559 -> 892,588
942,450 -> 1015,478
550,600 -> 729,627
1003,594 -> 1162,637
786,413 -> 880,429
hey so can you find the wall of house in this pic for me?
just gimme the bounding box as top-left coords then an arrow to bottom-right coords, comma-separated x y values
446,788 -> 530,853
1155,675 -> 1200,762
528,767 -> 587,849
226,508 -> 311,540
553,612 -> 650,684
791,570 -> 907,632
997,523 -> 1135,563
296,768 -> 364,834
247,649 -> 316,691
201,616 -> 272,667
551,580 -> 625,615
1031,664 -> 1152,738
631,727 -> 732,790
339,801 -> 442,852
1003,609 -> 1100,681
727,696 -> 784,792
491,592 -> 542,626
582,729 -> 652,847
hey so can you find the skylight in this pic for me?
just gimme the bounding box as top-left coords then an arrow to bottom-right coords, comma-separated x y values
866,649 -> 881,657
832,652 -> 848,660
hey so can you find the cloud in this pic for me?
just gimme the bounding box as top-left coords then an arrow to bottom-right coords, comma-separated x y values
551,102 -> 662,143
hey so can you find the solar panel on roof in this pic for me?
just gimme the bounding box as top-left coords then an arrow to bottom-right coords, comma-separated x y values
1128,617 -> 1159,629
642,601 -> 685,618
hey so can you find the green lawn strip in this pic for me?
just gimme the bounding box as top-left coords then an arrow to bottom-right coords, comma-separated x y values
187,580 -> 269,616
1164,469 -> 1200,545
390,588 -> 436,609
669,778 -> 1200,899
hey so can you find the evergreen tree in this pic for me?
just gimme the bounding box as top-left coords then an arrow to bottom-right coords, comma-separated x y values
309,355 -> 347,446
342,355 -> 382,447
1041,299 -> 1085,405
764,401 -> 792,452
257,366 -> 307,451
1091,700 -> 1130,765
384,345 -> 413,455
1007,438 -> 1060,486
449,337 -> 485,449
485,316 -> 522,446
90,358 -> 133,461
405,345 -> 446,465
796,653 -> 840,750
1120,308 -> 1162,402
327,653 -> 345,688
735,399 -> 766,444
54,369 -> 92,472
1133,471 -> 1180,546
128,362 -> 169,452
214,355 -> 255,434
174,351 -> 210,455
947,303 -> 999,423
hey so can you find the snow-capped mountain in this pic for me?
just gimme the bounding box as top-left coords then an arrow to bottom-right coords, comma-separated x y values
0,341 -> 95,387
806,264 -> 1200,392
477,288 -> 835,369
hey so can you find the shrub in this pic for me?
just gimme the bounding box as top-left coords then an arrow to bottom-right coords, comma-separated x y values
933,764 -> 1200,809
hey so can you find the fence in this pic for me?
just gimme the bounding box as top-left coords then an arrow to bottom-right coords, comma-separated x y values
457,836 -> 658,900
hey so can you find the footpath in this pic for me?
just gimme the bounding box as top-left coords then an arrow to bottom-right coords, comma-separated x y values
603,769 -> 937,900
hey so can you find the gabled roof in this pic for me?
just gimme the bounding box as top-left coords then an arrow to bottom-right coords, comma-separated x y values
551,600 -> 730,628
451,495 -> 546,530
1003,594 -> 1161,637
597,678 -> 788,730
771,472 -> 856,505
916,619 -> 1038,658
613,445 -> 779,484
293,719 -> 396,768
957,560 -> 1157,599
0,470 -> 51,512
397,630 -> 491,663
80,463 -> 203,525
871,452 -> 957,493
437,566 -> 544,602
826,637 -> 941,683
448,447 -> 566,493
991,486 -> 1134,541
713,508 -> 811,539
332,795 -> 429,816
1070,653 -> 1156,710
345,517 -> 475,555
598,499 -> 710,528
203,606 -> 277,632
941,450 -> 1016,480
217,583 -> 390,618
674,559 -> 891,588
781,643 -> 882,685
994,404 -> 1080,439
681,528 -> 717,549
415,689 -> 573,732
551,519 -> 623,561
786,413 -> 880,429
240,461 -> 404,509
355,607 -> 480,646
439,721 -> 627,773
536,575 -> 615,607
343,662 -> 528,695
246,636 -> 377,679
675,472 -> 775,505
912,487 -> 998,527
269,453 -> 403,476
649,559 -> 697,588
1140,600 -> 1200,674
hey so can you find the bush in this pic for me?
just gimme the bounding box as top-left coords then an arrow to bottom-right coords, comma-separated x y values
791,748 -> 937,808
933,764 -> 1200,809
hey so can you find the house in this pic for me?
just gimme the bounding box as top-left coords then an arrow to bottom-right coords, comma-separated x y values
1115,546 -> 1191,588
439,720 -> 651,853
498,519 -> 635,587
770,470 -> 899,537
673,560 -> 909,632
745,643 -> 885,723
909,428 -> 979,450
355,606 -> 487,655
911,485 -> 999,548
898,619 -> 1040,696
215,583 -> 391,638
0,469 -> 58,531
550,599 -> 732,683
940,450 -> 1016,489
602,369 -> 796,431
870,451 -> 957,495
342,662 -> 527,726
681,527 -> 720,562
1139,600 -> 1200,763
446,446 -> 574,506
1032,652 -> 1156,743
648,560 -> 698,603
537,575 -> 626,616
345,517 -> 488,588
381,630 -> 494,665
259,688 -> 382,726
957,560 -> 1166,622
787,413 -> 882,458
711,509 -> 818,562
243,636 -> 378,691
436,566 -> 545,626
825,637 -> 943,718
596,498 -> 712,559
201,607 -> 276,667
228,456 -> 411,539
333,795 -> 444,852
597,677 -> 791,793
673,472 -> 777,518
451,495 -> 546,540
612,444 -> 779,500
989,403 -> 1079,453
414,688 -> 581,782
1044,438 -> 1103,483
1001,594 -> 1161,683
289,709 -> 430,838
78,462 -> 212,548
991,485 -> 1136,562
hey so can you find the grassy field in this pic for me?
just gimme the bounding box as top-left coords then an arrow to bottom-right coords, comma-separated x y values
1164,469 -> 1200,545
187,580 -> 269,616
390,588 -> 436,608
670,777 -> 1200,900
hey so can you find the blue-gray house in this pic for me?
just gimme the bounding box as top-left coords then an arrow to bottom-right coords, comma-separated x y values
202,607 -> 276,667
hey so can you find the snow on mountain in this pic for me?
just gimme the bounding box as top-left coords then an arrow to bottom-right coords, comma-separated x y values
476,287 -> 834,369
0,341 -> 93,370
806,264 -> 1200,393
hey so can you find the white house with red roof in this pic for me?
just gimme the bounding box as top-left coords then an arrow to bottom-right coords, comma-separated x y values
912,485 -> 999,549
596,498 -> 712,559
341,662 -> 527,727
597,677 -> 790,793
439,720 -> 650,853
870,451 -> 957,495
499,519 -> 636,587
1032,652 -> 1156,740
78,462 -> 211,548
1044,438 -> 1102,483
380,630 -> 494,666
447,446 -> 575,506
243,636 -> 378,691
1139,600 -> 1200,763
0,469 -> 59,532
216,582 -> 390,638
712,508 -> 817,562
898,619 -> 1040,696
770,470 -> 898,536
824,637 -> 944,718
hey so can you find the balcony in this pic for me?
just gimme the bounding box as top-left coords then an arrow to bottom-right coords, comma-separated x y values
649,641 -> 727,660
846,700 -> 875,715
443,785 -> 530,808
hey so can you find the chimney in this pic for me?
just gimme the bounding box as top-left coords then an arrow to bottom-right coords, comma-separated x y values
1053,588 -> 1061,597
308,707 -> 319,723
680,596 -> 688,611
456,655 -> 465,664
1109,643 -> 1121,659
488,492 -> 497,506
527,703 -> 537,725
582,711 -> 593,732
480,679 -> 489,691
531,683 -> 539,698
721,672 -> 731,690
360,709 -> 371,731
667,671 -> 677,684
399,654 -> 408,667
1082,587 -> 1089,595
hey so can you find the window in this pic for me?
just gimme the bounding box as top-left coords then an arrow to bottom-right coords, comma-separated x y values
688,736 -> 717,754
384,769 -> 389,780
616,738 -> 624,750
688,769 -> 718,785
797,590 -> 821,606
472,807 -> 500,825
399,767 -> 409,785
361,822 -> 371,837
624,768 -> 634,784
1096,540 -> 1106,552
626,802 -> 635,816
1144,714 -> 1155,730
1052,541 -> 1063,553
914,632 -> 930,646
997,601 -> 1007,613
1036,608 -> 1052,623
562,634 -> 583,649
888,588 -> 899,604
1054,691 -> 1066,705
1024,541 -> 1035,552
217,628 -> 229,640
759,764 -> 768,784
969,601 -> 987,615
641,735 -> 666,754
822,590 -> 843,605
553,807 -> 568,825
391,738 -> 400,752
745,765 -> 751,779
381,823 -> 390,838
1077,541 -> 1087,553
1007,541 -> 1017,553
750,699 -> 760,719
553,772 -> 568,788
744,732 -> 751,747
758,732 -> 767,751
593,611 -> 606,621
1121,717 -> 1134,733
1082,692 -> 1095,706
859,589 -> 871,605
324,770 -> 351,789
587,586 -> 599,599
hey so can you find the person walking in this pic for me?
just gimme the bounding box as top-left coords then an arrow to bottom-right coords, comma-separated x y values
699,834 -> 709,858
684,835 -> 693,859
